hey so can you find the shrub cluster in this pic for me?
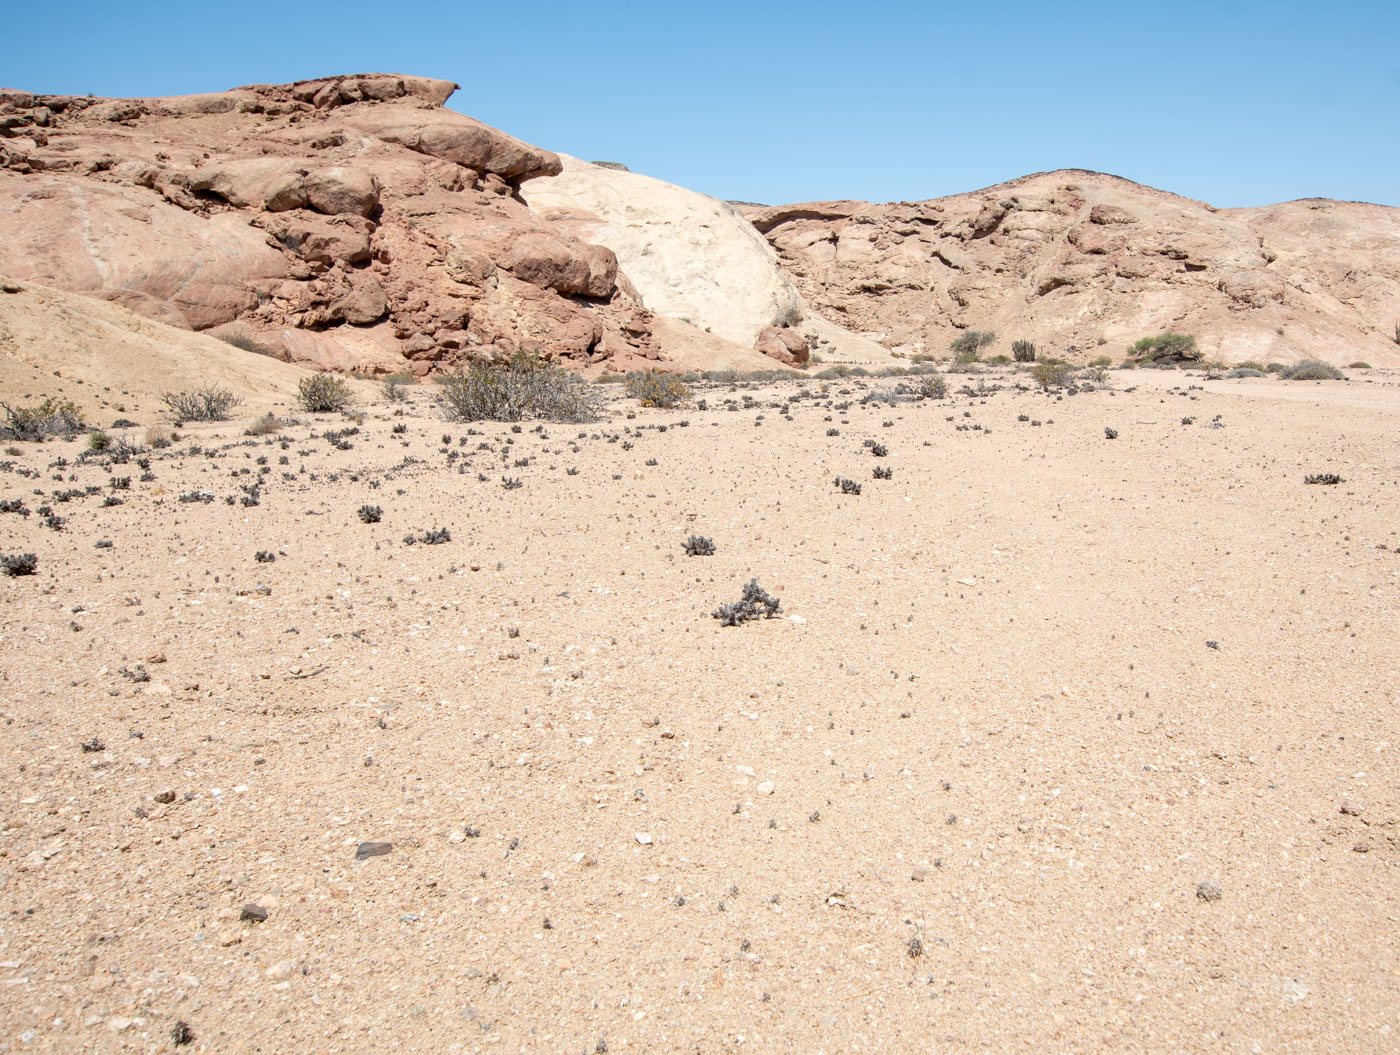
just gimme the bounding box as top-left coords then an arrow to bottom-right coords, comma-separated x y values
950,330 -> 996,361
1282,359 -> 1343,380
162,384 -> 243,421
357,504 -> 383,524
1,398 -> 85,440
438,352 -> 599,423
298,373 -> 354,413
2,553 -> 38,576
1011,339 -> 1037,362
1304,473 -> 1343,485
624,371 -> 691,409
1130,333 -> 1200,363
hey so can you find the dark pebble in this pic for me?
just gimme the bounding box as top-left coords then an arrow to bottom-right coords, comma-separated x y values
154,790 -> 176,804
355,841 -> 393,860
240,903 -> 269,922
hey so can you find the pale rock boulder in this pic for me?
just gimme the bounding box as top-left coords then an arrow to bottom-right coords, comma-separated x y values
522,155 -> 806,346
755,326 -> 810,365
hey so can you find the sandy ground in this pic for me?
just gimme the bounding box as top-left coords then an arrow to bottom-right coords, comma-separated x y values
1,366 -> 1398,1054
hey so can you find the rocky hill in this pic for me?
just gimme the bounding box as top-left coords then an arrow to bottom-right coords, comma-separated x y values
743,171 -> 1400,366
2,76 -> 1397,379
0,74 -> 690,376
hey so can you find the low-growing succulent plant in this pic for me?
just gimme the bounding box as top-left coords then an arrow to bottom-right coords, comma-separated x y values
1304,473 -> 1343,485
683,535 -> 716,556
834,477 -> 862,495
254,550 -> 276,563
873,465 -> 893,480
1104,427 -> 1119,439
357,504 -> 383,524
1,552 -> 38,576
712,578 -> 782,626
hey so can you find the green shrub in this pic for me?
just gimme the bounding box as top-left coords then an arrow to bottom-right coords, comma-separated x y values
917,374 -> 948,399
0,398 -> 85,441
1227,367 -> 1266,378
625,371 -> 691,408
87,430 -> 111,451
1031,360 -> 1074,389
1089,355 -> 1112,368
1011,339 -> 1036,363
814,366 -> 851,380
950,330 -> 996,361
438,351 -> 600,423
1347,361 -> 1372,370
1236,360 -> 1264,372
1282,359 -> 1343,380
162,384 -> 243,421
1130,333 -> 1200,363
298,373 -> 354,413
1264,362 -> 1286,373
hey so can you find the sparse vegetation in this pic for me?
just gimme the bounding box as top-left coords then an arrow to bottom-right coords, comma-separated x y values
357,504 -> 383,524
835,477 -> 862,495
383,373 -> 414,402
1228,367 -> 1266,378
1,398 -> 85,441
1347,361 -> 1371,370
950,330 -> 996,361
298,373 -> 354,413
624,371 -> 691,409
1031,360 -> 1074,389
916,374 -> 948,400
438,352 -> 600,423
87,430 -> 111,451
1104,427 -> 1119,439
712,578 -> 782,626
1282,359 -> 1343,380
1304,473 -> 1343,485
1012,339 -> 1036,363
162,384 -> 243,421
1130,333 -> 1200,364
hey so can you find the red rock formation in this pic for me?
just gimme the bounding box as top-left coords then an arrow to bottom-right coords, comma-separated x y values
0,74 -> 662,374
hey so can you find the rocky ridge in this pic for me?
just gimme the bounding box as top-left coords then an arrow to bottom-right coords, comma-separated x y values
743,170 -> 1400,366
0,74 -> 672,375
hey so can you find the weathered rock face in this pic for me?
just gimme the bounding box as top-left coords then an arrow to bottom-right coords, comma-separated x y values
0,74 -> 661,374
743,171 -> 1400,366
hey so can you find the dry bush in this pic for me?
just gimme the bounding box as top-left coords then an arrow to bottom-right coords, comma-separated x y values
438,352 -> 600,423
298,374 -> 354,413
162,384 -> 242,421
1,398 -> 85,441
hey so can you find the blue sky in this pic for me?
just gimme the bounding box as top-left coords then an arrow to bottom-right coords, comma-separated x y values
9,1 -> 1398,207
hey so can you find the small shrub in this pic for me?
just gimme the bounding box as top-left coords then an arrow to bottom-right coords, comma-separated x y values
383,373 -> 414,402
501,476 -> 523,490
625,371 -> 691,409
1104,427 -> 1119,440
1,552 -> 38,576
1031,360 -> 1074,389
950,330 -> 996,361
298,373 -> 354,413
254,550 -> 276,563
873,465 -> 893,480
683,535 -> 716,556
145,425 -> 173,448
834,477 -> 862,495
916,374 -> 948,400
391,423 -> 408,435
418,527 -> 452,544
1282,359 -> 1342,380
244,413 -> 281,436
162,384 -> 243,421
357,504 -> 382,524
1304,473 -> 1343,485
712,578 -> 781,626
1347,362 -> 1371,370
439,352 -> 599,423
1,398 -> 85,441
1012,339 -> 1036,362
1130,333 -> 1200,363
1228,367 -> 1266,378
869,442 -> 889,457
87,430 -> 111,451
1264,362 -> 1286,373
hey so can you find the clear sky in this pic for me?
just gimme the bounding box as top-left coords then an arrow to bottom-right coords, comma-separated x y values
9,0 -> 1398,208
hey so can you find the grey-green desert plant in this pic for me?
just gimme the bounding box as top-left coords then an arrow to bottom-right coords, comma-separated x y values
1011,339 -> 1036,363
162,384 -> 243,421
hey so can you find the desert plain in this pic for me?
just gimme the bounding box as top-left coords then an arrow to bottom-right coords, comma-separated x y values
1,355 -> 1398,1054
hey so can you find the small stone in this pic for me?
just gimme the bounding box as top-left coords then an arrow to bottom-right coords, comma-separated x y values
154,790 -> 176,804
240,903 -> 268,923
1353,842 -> 1370,854
217,927 -> 242,947
1196,880 -> 1223,902
756,780 -> 775,796
1340,800 -> 1363,816
910,867 -> 929,882
634,832 -> 653,845
355,841 -> 393,860
265,960 -> 294,981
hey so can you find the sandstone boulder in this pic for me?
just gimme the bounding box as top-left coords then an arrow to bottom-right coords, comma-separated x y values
754,326 -> 809,365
